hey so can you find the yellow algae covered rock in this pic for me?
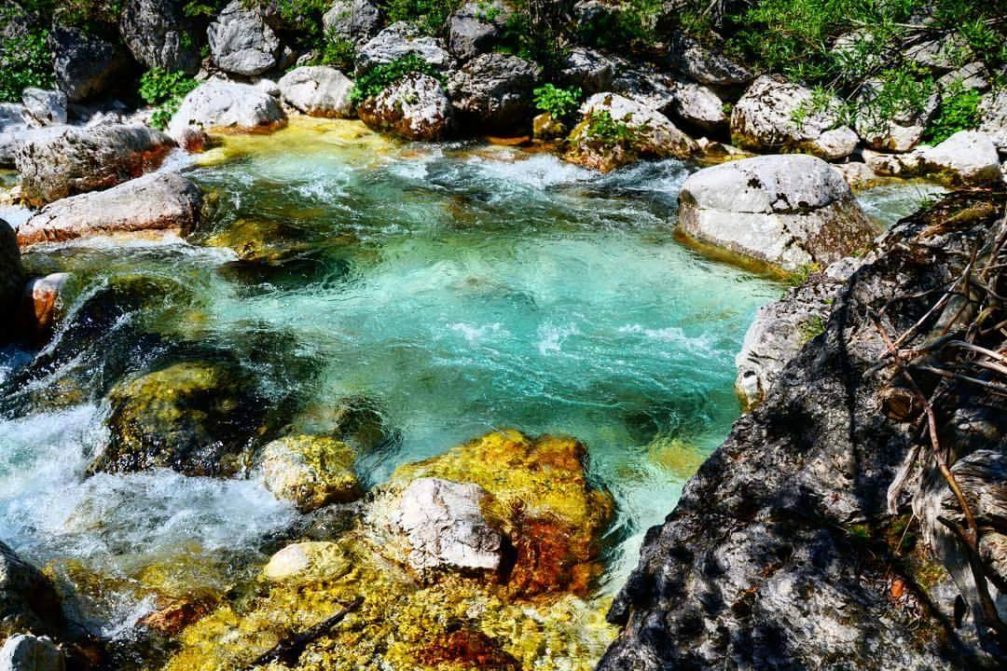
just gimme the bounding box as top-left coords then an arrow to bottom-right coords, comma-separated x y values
258,436 -> 361,512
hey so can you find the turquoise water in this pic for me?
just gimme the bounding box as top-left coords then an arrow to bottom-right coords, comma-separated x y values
0,128 -> 935,639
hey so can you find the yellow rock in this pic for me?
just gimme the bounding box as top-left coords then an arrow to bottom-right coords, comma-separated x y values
258,435 -> 361,512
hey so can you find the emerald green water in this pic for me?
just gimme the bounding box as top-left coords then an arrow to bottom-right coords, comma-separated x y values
0,123 -> 939,639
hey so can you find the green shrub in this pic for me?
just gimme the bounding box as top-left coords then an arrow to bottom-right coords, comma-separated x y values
384,0 -> 462,34
317,31 -> 356,71
577,0 -> 663,49
583,110 -> 637,147
0,29 -> 53,103
350,54 -> 442,103
139,68 -> 200,129
533,84 -> 582,121
924,82 -> 982,144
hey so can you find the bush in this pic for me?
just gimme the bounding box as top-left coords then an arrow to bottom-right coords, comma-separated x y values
533,84 -> 582,121
0,29 -> 53,103
924,83 -> 982,144
350,54 -> 442,103
384,0 -> 462,35
582,110 -> 637,147
139,68 -> 200,129
577,0 -> 663,49
317,31 -> 356,71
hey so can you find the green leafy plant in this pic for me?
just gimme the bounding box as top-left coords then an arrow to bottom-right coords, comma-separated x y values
0,30 -> 53,103
317,31 -> 356,71
384,0 -> 463,35
924,82 -> 982,144
578,0 -> 663,49
350,54 -> 442,103
798,315 -> 826,343
139,68 -> 199,130
533,84 -> 582,122
583,110 -> 637,147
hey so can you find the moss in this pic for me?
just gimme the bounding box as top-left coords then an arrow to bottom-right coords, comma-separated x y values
646,436 -> 707,479
259,436 -> 362,512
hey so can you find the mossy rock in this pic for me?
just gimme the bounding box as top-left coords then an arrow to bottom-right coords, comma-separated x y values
93,360 -> 265,476
204,218 -> 314,266
258,435 -> 362,512
289,395 -> 395,452
564,118 -> 637,173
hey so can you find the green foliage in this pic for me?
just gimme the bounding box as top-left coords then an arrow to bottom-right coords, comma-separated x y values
786,262 -> 821,287
349,54 -> 442,103
798,315 -> 826,343
583,110 -> 637,147
184,0 -> 227,17
139,68 -> 199,130
924,82 -> 982,144
0,29 -> 53,103
495,0 -> 569,75
577,0 -> 663,49
317,32 -> 356,71
533,84 -> 582,122
384,0 -> 462,34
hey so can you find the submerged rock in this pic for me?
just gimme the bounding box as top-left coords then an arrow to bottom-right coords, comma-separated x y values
17,173 -> 203,247
14,124 -> 175,206
357,73 -> 454,141
167,80 -> 287,141
93,360 -> 265,477
208,0 -> 282,77
258,435 -> 361,512
0,635 -> 65,671
0,541 -> 64,638
678,154 -> 878,272
278,66 -> 355,118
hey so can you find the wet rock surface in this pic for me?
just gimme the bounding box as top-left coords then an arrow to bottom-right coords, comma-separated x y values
0,541 -> 64,638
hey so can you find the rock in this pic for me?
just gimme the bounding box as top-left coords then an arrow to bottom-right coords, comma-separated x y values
0,541 -> 63,637
277,66 -> 354,118
167,80 -> 287,141
600,192 -> 1007,671
17,173 -> 202,247
323,0 -> 382,45
93,360 -> 265,477
736,260 -> 857,408
447,53 -> 538,133
0,105 -> 29,167
356,22 -> 453,76
262,541 -> 350,581
678,155 -> 878,271
731,76 -> 859,161
288,395 -> 393,452
904,33 -> 971,71
855,81 -> 937,153
611,65 -> 677,117
565,92 -> 698,172
979,90 -> 1007,151
938,62 -> 990,93
0,220 -> 23,344
20,90 -> 66,127
0,635 -> 65,671
918,130 -> 1001,186
532,112 -> 565,140
258,435 -> 361,512
120,0 -> 200,74
357,73 -> 454,141
671,82 -> 726,134
447,0 -> 508,60
208,0 -> 281,77
14,124 -> 175,206
559,47 -> 615,95
370,477 -> 503,576
832,161 -> 882,190
50,26 -> 129,103
15,273 -> 72,346
666,31 -> 752,87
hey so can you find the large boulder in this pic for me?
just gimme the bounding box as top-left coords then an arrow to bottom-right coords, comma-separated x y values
322,0 -> 382,45
447,53 -> 538,132
0,635 -> 65,671
666,31 -> 752,87
918,130 -> 1002,186
120,0 -> 201,74
277,66 -> 354,118
565,92 -> 698,172
50,26 -> 129,102
92,360 -> 266,477
678,155 -> 878,272
17,172 -> 202,247
671,82 -> 726,134
979,90 -> 1007,151
0,541 -> 63,637
731,76 -> 859,161
14,124 -> 175,206
357,73 -> 454,141
257,435 -> 361,512
447,0 -> 509,60
356,22 -> 453,76
207,0 -> 282,77
167,80 -> 286,141
0,220 -> 24,343
20,89 -> 67,127
0,105 -> 30,167
559,47 -> 615,95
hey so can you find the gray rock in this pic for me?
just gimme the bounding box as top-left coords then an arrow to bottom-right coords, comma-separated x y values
323,0 -> 382,45
855,80 -> 938,153
278,66 -> 354,118
208,0 -> 282,77
938,62 -> 991,93
904,33 -> 971,72
610,64 -> 676,116
919,130 -> 1001,186
120,0 -> 201,74
0,105 -> 30,167
14,124 -> 175,206
0,635 -> 64,671
20,89 -> 66,127
167,80 -> 287,141
447,0 -> 508,60
666,31 -> 752,87
0,541 -> 63,637
678,155 -> 878,271
50,26 -> 129,102
732,76 -> 859,161
448,53 -> 538,132
559,47 -> 615,95
671,82 -> 726,134
980,90 -> 1007,151
356,22 -> 453,76
0,220 -> 24,343
17,173 -> 203,247
357,73 -> 454,141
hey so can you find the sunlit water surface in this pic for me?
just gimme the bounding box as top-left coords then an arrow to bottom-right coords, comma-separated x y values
0,121 -> 941,641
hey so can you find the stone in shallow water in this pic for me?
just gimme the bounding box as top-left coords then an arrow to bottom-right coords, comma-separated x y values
0,635 -> 64,671
258,435 -> 361,512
